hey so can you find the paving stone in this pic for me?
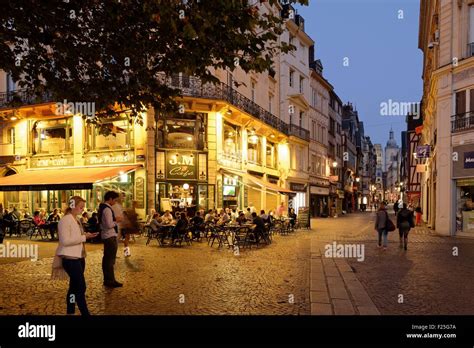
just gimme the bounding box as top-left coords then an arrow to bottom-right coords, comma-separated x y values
357,305 -> 380,315
311,303 -> 333,315
310,291 -> 330,304
333,299 -> 355,315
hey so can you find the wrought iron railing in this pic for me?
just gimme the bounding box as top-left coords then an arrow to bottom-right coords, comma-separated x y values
288,123 -> 310,141
451,112 -> 474,132
164,74 -> 291,136
0,89 -> 53,108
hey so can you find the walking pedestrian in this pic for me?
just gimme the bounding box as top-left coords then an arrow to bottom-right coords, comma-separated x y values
122,201 -> 140,257
54,196 -> 99,315
374,202 -> 389,250
393,201 -> 399,216
397,203 -> 414,251
98,191 -> 123,288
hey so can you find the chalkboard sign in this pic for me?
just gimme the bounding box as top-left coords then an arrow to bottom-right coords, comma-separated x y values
297,207 -> 310,229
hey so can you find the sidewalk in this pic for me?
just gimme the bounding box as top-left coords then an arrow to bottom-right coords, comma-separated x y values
309,238 -> 380,315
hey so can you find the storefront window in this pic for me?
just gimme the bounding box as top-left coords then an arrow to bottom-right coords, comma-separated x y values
33,118 -> 72,155
247,131 -> 261,164
223,122 -> 240,156
456,184 -> 474,233
156,112 -> 206,150
266,142 -> 277,168
87,117 -> 134,151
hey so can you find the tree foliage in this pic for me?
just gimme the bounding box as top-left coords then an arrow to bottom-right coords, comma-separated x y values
0,0 -> 307,131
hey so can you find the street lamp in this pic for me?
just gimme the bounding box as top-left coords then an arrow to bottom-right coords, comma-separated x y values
355,177 -> 360,183
332,161 -> 338,168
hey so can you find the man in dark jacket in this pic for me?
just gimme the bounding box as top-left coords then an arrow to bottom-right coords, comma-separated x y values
252,212 -> 265,244
397,203 -> 414,251
374,202 -> 389,250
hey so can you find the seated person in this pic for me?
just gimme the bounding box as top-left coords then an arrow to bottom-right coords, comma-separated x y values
80,212 -> 89,225
260,210 -> 268,222
33,211 -> 46,227
288,208 -> 297,227
251,212 -> 265,244
190,211 -> 205,239
149,213 -> 162,232
217,209 -> 230,226
87,212 -> 100,232
48,209 -> 61,222
204,209 -> 214,223
161,210 -> 174,225
236,212 -> 247,225
172,213 -> 188,242
244,208 -> 252,221
146,209 -> 156,225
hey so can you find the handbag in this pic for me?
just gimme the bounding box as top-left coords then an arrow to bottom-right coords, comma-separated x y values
51,255 -> 69,281
384,211 -> 396,232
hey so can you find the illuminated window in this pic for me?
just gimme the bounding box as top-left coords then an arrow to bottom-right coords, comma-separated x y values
87,116 -> 133,151
247,131 -> 261,164
33,118 -> 72,155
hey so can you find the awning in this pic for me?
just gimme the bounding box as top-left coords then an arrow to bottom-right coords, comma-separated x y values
0,165 -> 141,191
220,168 -> 295,195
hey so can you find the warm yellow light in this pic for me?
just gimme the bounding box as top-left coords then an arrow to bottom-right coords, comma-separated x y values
10,116 -> 17,121
332,161 -> 338,168
183,183 -> 190,190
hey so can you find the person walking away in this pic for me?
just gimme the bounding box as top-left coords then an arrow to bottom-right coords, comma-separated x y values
415,206 -> 423,226
393,201 -> 399,216
98,191 -> 123,288
122,201 -> 140,257
374,202 -> 389,250
54,196 -> 99,315
397,203 -> 414,250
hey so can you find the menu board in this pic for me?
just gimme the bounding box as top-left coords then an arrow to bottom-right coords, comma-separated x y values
297,207 -> 310,229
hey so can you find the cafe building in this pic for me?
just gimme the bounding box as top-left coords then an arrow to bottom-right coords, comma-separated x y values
0,102 -> 147,218
150,73 -> 296,216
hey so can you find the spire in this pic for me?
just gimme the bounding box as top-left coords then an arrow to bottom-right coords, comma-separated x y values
389,127 -> 394,140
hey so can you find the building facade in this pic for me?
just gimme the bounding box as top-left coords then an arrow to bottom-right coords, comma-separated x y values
419,0 -> 474,236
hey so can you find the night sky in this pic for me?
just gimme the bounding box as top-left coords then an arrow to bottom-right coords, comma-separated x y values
297,0 -> 422,148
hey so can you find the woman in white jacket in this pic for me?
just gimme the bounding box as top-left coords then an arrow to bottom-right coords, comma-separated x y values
55,196 -> 98,315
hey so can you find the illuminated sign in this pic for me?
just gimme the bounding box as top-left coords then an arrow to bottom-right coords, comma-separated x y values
167,153 -> 196,179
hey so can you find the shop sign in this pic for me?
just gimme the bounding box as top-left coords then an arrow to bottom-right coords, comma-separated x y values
290,183 -> 306,192
135,177 -> 145,209
85,152 -> 133,165
416,164 -> 427,173
167,152 -> 196,179
136,154 -> 146,162
464,151 -> 474,169
30,156 -> 74,168
416,145 -> 430,159
310,186 -> 329,195
329,175 -> 339,183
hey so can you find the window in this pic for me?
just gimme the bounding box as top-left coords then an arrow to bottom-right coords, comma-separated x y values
289,33 -> 295,46
289,69 -> 294,87
311,155 -> 316,173
247,130 -> 261,164
329,118 -> 335,136
223,122 -> 240,157
470,6 -> 474,44
269,93 -> 274,113
6,127 -> 14,144
312,121 -> 316,140
311,88 -> 317,107
321,127 -> 326,144
299,76 -> 304,93
299,111 -> 304,128
251,80 -> 256,102
6,74 -> 15,93
33,118 -> 72,155
87,117 -> 134,151
317,124 -> 321,142
456,90 -> 467,115
156,112 -> 205,150
266,142 -> 277,168
337,123 -> 341,135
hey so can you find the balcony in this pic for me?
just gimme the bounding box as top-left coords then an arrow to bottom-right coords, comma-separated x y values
288,123 -> 310,141
451,112 -> 474,132
0,89 -> 53,109
165,74 -> 289,135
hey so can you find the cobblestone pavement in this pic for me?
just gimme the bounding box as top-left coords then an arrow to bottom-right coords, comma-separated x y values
311,211 -> 474,315
0,232 -> 311,315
